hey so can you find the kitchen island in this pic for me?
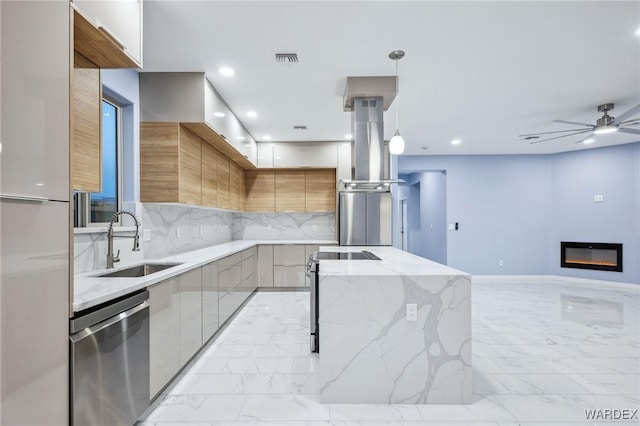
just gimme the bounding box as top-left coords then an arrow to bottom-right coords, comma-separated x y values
317,245 -> 471,404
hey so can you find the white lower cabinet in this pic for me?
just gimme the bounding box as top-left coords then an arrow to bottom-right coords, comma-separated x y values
258,245 -> 274,287
180,268 -> 203,365
202,261 -> 219,343
274,265 -> 306,287
149,276 -> 181,398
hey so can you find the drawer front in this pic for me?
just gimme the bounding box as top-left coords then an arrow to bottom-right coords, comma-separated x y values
273,244 -> 306,266
257,245 -> 274,287
242,256 -> 255,280
218,263 -> 241,296
242,246 -> 257,260
219,252 -> 242,270
274,265 -> 306,287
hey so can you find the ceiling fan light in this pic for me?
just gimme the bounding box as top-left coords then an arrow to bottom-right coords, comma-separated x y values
583,138 -> 595,144
389,131 -> 405,154
594,125 -> 618,135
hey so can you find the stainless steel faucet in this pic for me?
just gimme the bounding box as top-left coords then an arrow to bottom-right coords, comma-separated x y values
107,210 -> 141,269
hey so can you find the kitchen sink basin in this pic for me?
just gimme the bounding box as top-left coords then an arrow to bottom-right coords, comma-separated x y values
97,262 -> 183,278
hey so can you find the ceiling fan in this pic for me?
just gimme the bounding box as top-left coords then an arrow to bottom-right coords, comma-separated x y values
519,103 -> 640,145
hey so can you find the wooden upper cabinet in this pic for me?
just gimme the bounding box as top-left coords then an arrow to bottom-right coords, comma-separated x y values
179,127 -> 202,205
217,156 -> 230,209
201,143 -> 219,207
239,171 -> 247,211
275,170 -> 305,212
140,123 -> 202,205
72,0 -> 142,68
305,170 -> 336,212
246,171 -> 275,212
229,163 -> 241,210
71,60 -> 101,193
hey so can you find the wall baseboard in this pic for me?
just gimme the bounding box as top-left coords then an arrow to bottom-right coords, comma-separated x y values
472,274 -> 639,290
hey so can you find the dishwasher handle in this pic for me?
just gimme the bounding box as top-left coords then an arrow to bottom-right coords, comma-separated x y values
70,300 -> 149,343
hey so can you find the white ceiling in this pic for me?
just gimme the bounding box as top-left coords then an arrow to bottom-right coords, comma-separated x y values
143,1 -> 640,155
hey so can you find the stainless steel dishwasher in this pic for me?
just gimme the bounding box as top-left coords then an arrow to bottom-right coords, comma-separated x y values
70,290 -> 150,426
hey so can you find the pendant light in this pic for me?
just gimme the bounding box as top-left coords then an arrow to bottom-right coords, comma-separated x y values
389,50 -> 405,155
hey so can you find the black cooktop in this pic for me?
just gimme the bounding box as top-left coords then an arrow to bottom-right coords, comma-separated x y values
315,250 -> 381,260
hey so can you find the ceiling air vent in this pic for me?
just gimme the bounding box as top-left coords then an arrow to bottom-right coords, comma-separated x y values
293,125 -> 307,130
275,52 -> 299,65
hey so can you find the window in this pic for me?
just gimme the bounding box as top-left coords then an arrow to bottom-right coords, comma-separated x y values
74,98 -> 122,227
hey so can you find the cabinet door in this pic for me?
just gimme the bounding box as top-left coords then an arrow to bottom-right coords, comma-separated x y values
149,276 -> 180,398
179,127 -> 202,205
257,245 -> 274,287
273,144 -> 337,168
246,170 -> 275,212
257,143 -> 274,168
241,247 -> 257,293
305,170 -> 336,212
274,265 -> 306,287
179,267 -> 203,365
140,123 -> 180,203
229,162 -> 240,210
274,244 -> 306,266
72,65 -> 101,192
239,169 -> 247,211
201,142 -> 219,207
1,1 -> 70,201
217,156 -> 230,209
275,170 -> 305,212
202,261 -> 219,343
72,0 -> 142,65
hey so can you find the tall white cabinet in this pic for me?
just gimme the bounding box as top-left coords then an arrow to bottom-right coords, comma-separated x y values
0,1 -> 71,425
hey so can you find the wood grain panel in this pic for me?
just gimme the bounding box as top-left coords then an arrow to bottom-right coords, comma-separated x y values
229,163 -> 240,210
73,9 -> 138,68
275,170 -> 305,212
182,122 -> 256,170
239,170 -> 247,211
201,142 -> 219,207
305,169 -> 336,212
140,123 -> 180,202
246,171 -> 275,212
72,66 -> 101,192
217,156 -> 230,209
179,126 -> 202,205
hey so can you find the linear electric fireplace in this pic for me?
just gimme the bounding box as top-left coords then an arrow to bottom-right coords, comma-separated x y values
561,242 -> 623,272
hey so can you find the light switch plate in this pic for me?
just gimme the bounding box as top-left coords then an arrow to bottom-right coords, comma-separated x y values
594,194 -> 604,202
448,224 -> 455,231
142,229 -> 151,242
176,227 -> 181,238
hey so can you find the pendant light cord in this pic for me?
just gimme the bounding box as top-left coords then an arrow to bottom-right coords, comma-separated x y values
396,59 -> 400,132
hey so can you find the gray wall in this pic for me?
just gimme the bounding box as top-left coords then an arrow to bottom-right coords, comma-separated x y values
420,171 -> 447,265
548,144 -> 640,283
399,142 -> 640,284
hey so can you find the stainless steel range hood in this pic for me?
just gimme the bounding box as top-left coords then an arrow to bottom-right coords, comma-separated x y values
340,77 -> 403,192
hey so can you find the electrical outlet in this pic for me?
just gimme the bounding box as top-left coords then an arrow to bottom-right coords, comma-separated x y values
142,229 -> 151,242
594,194 -> 604,202
406,304 -> 417,322
176,227 -> 181,238
499,260 -> 504,267
312,225 -> 318,231
267,224 -> 272,230
448,224 -> 455,231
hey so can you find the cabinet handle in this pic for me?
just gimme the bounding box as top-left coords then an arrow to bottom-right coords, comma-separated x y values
0,194 -> 49,203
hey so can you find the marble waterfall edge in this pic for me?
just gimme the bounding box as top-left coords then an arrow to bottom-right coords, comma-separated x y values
318,273 -> 472,404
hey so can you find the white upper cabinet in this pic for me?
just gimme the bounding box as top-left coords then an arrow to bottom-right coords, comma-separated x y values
72,0 -> 143,66
259,143 -> 339,168
0,1 -> 70,201
140,72 -> 257,167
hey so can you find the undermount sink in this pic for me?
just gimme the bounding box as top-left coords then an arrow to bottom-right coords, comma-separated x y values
97,262 -> 183,278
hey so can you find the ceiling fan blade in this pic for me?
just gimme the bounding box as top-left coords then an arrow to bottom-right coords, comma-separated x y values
611,104 -> 640,125
529,129 -> 592,144
575,133 -> 595,144
617,127 -> 640,135
617,118 -> 640,126
519,128 -> 590,137
552,119 -> 594,127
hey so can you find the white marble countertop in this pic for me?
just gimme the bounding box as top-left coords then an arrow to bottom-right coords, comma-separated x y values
317,245 -> 469,276
74,239 -> 337,312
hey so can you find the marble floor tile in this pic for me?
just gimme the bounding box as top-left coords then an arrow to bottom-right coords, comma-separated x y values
142,276 -> 640,425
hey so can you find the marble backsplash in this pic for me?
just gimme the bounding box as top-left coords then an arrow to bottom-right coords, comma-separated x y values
74,205 -> 336,273
232,212 -> 336,240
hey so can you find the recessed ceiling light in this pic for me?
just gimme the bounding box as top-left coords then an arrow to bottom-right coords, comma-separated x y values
451,139 -> 462,145
583,138 -> 595,144
263,135 -> 272,140
636,27 -> 640,36
236,136 -> 245,140
345,133 -> 353,139
213,112 -> 225,118
219,67 -> 234,76
244,143 -> 251,147
246,111 -> 258,118
36,183 -> 44,187
270,143 -> 275,147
